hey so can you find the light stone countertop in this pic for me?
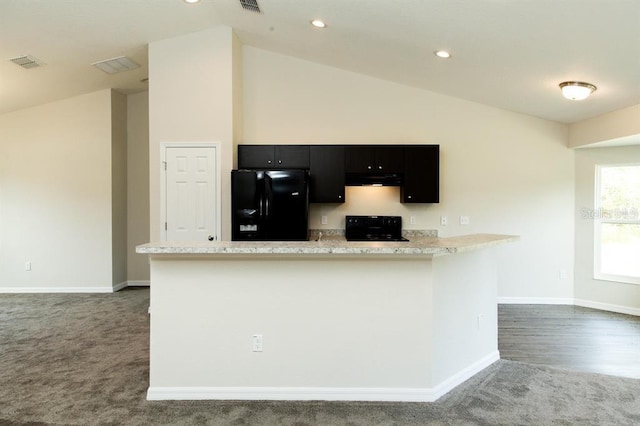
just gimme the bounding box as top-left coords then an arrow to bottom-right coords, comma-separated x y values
136,233 -> 518,257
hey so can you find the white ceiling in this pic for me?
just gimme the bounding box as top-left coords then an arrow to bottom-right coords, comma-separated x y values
1,0 -> 639,123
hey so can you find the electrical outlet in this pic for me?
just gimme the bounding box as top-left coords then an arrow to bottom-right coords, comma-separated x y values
410,216 -> 416,225
252,334 -> 263,352
25,261 -> 31,271
321,215 -> 328,225
441,216 -> 448,226
559,269 -> 567,280
460,216 -> 470,225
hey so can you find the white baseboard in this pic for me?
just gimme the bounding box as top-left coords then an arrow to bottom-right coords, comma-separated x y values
0,281 -> 140,294
430,350 -> 500,400
147,386 -> 436,402
497,297 -> 574,305
499,296 -> 640,317
0,286 -> 116,294
127,280 -> 150,287
147,351 -> 500,402
113,281 -> 128,292
574,299 -> 640,317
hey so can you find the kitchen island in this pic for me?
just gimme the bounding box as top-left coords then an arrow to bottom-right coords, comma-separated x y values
137,233 -> 517,402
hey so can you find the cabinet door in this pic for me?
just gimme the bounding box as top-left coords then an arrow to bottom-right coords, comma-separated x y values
401,145 -> 439,203
375,146 -> 404,173
309,146 -> 345,203
345,146 -> 376,173
238,145 -> 275,169
275,145 -> 310,169
346,146 -> 404,173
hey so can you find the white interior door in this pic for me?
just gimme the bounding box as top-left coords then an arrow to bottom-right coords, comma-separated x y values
164,146 -> 218,241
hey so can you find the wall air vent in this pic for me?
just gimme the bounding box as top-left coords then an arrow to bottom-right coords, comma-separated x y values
10,55 -> 45,69
92,56 -> 139,74
240,0 -> 261,13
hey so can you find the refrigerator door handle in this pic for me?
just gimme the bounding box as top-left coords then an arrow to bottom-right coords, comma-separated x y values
264,193 -> 270,218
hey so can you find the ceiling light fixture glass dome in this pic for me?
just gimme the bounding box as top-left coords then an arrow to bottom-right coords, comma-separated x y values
434,50 -> 451,59
311,19 -> 327,28
559,81 -> 597,100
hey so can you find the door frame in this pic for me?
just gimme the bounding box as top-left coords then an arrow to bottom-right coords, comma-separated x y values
160,142 -> 222,242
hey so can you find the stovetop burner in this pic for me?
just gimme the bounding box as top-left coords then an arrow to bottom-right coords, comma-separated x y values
345,215 -> 409,242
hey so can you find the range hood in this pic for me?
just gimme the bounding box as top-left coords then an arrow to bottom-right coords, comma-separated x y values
345,173 -> 403,186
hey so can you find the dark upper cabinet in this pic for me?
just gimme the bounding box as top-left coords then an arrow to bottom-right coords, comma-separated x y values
345,146 -> 404,173
309,145 -> 345,203
238,144 -> 439,204
275,145 -> 310,168
238,145 -> 273,168
401,145 -> 439,203
238,145 -> 310,169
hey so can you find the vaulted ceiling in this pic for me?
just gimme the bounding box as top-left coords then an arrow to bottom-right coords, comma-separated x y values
1,0 -> 638,123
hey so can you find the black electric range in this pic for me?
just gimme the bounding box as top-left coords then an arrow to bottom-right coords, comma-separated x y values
345,215 -> 409,242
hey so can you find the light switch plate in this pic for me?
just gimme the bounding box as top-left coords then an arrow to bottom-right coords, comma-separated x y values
252,334 -> 263,352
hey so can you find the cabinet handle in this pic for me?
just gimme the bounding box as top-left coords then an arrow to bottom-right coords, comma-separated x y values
338,195 -> 342,199
278,160 -> 282,164
267,160 -> 272,164
367,165 -> 372,170
378,165 -> 383,170
407,195 -> 412,199
208,235 -> 215,241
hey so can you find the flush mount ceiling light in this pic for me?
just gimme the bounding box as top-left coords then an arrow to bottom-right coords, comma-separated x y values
183,0 -> 200,3
92,56 -> 140,74
434,50 -> 451,59
311,19 -> 327,28
559,81 -> 597,100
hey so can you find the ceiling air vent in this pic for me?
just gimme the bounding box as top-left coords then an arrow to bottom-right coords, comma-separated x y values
240,0 -> 261,13
10,55 -> 45,69
92,56 -> 139,74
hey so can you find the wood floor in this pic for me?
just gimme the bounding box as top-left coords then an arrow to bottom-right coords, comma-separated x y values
498,304 -> 640,379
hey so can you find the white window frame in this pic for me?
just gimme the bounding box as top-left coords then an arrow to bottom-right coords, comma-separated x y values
593,164 -> 640,285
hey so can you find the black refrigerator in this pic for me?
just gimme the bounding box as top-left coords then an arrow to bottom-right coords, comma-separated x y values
231,169 -> 310,241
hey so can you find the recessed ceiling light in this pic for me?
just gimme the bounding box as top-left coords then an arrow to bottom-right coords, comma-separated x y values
434,50 -> 451,59
311,19 -> 327,28
183,0 -> 200,4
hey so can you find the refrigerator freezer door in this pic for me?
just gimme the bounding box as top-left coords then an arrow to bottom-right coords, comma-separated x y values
264,170 -> 309,241
231,170 -> 264,240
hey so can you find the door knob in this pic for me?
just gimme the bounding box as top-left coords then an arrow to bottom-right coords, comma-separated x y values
208,235 -> 215,241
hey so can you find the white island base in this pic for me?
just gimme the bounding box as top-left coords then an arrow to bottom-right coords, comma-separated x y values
139,235 -> 515,402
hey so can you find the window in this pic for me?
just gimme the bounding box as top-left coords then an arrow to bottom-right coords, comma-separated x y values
594,165 -> 640,284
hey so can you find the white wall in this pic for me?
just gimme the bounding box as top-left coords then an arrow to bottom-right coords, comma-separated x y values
569,104 -> 640,148
127,91 -> 150,283
148,27 -> 240,242
147,249 -> 500,401
574,146 -> 640,313
242,47 -> 575,300
0,90 -> 120,291
111,91 -> 128,287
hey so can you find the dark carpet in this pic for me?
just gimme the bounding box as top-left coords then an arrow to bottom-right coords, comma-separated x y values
1,288 -> 639,425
